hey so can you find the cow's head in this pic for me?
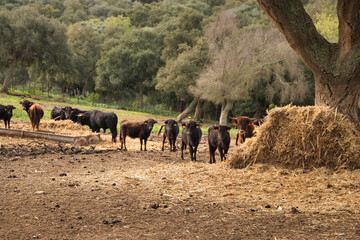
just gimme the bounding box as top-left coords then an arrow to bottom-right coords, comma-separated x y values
5,105 -> 16,115
184,121 -> 200,136
214,125 -> 231,134
164,119 -> 178,130
231,116 -> 252,131
20,100 -> 33,112
63,106 -> 73,119
144,119 -> 157,131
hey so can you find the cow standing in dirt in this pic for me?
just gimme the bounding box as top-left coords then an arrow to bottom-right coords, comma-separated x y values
231,116 -> 255,145
208,125 -> 231,164
0,105 -> 16,129
20,100 -> 44,131
120,119 -> 157,151
158,119 -> 179,152
89,110 -> 118,143
181,121 -> 202,162
77,110 -> 118,143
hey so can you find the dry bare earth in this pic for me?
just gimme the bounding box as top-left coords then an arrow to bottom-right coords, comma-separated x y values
0,120 -> 360,239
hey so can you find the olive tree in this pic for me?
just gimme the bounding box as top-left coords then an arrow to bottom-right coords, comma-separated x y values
257,0 -> 360,127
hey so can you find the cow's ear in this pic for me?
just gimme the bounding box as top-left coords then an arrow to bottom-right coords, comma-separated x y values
71,110 -> 74,113
182,123 -> 186,128
174,123 -> 177,126
231,119 -> 237,125
12,106 -> 16,109
214,126 -> 218,132
164,120 -> 168,124
144,121 -> 148,125
196,124 -> 200,128
29,102 -> 33,106
226,126 -> 231,132
4,108 -> 7,111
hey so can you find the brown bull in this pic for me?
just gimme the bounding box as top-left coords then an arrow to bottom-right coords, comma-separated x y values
231,116 -> 255,145
20,100 -> 44,131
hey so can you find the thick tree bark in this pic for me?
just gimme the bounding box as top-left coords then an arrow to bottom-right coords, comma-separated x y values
257,0 -> 360,126
254,98 -> 268,119
219,100 -> 233,125
176,97 -> 199,122
194,99 -> 203,120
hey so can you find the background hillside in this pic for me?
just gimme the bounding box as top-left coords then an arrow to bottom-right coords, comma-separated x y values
1,0 -> 345,123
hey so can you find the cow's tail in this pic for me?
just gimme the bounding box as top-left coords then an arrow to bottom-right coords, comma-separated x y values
157,125 -> 164,136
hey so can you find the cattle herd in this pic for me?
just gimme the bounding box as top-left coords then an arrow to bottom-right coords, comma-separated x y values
0,99 -> 264,164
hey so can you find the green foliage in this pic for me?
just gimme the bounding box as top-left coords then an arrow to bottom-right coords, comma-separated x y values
0,0 -> 322,121
314,6 -> 338,43
156,37 -> 209,99
96,27 -> 163,101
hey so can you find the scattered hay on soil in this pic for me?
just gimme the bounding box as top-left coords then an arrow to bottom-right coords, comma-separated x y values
113,162 -> 360,214
229,105 -> 360,170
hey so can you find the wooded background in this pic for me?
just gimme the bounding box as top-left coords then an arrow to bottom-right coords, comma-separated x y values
0,0 -> 342,123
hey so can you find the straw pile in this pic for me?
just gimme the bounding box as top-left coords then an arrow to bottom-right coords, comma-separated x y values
229,105 -> 360,170
14,119 -> 90,136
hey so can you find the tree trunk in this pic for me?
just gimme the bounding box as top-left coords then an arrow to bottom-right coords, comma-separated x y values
219,100 -> 233,125
1,52 -> 17,93
61,86 -> 65,99
315,73 -> 360,124
254,98 -> 268,119
176,97 -> 199,122
194,99 -> 203,120
256,0 -> 360,127
138,81 -> 143,109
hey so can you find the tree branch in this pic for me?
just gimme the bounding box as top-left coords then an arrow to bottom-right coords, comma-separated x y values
257,0 -> 335,72
337,0 -> 360,58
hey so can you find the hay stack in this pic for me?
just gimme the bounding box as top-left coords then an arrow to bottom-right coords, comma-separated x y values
15,119 -> 91,136
229,105 -> 360,170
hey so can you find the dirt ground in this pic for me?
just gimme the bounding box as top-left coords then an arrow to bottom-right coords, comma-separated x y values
1,122 -> 360,239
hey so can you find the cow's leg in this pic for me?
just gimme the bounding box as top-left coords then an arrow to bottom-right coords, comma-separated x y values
123,136 -> 127,151
140,139 -> 143,151
161,134 -> 166,151
193,145 -> 198,162
144,138 -> 147,151
209,147 -> 213,164
224,147 -> 229,161
111,129 -> 117,143
4,120 -> 8,129
171,139 -> 176,152
218,146 -> 224,162
120,134 -> 123,149
7,120 -> 10,129
189,145 -> 194,162
181,141 -> 185,160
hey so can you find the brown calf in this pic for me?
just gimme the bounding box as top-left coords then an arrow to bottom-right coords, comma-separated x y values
20,100 -> 44,131
120,119 -> 157,151
231,116 -> 255,145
